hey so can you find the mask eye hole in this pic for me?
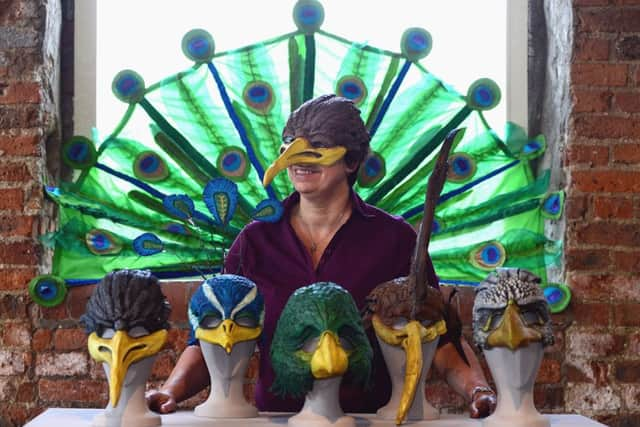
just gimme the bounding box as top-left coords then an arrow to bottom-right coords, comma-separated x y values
391,317 -> 408,330
128,326 -> 149,338
301,336 -> 320,353
200,314 -> 222,329
234,312 -> 257,328
100,328 -> 115,339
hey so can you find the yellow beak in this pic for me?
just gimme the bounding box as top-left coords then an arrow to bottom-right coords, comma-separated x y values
310,331 -> 349,379
195,319 -> 262,354
371,315 -> 447,425
262,137 -> 347,186
87,329 -> 167,407
486,301 -> 543,350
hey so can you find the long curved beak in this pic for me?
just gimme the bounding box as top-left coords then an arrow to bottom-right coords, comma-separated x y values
262,137 -> 347,186
487,301 -> 542,350
371,315 -> 446,425
396,321 -> 423,425
87,329 -> 167,407
310,331 -> 349,379
195,319 -> 262,354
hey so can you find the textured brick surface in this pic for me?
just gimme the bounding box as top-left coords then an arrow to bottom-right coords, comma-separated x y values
0,1 -> 638,426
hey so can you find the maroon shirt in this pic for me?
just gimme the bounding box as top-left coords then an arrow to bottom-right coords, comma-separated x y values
221,190 -> 436,413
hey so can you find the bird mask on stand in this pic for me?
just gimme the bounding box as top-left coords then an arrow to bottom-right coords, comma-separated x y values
362,128 -> 468,425
81,269 -> 170,410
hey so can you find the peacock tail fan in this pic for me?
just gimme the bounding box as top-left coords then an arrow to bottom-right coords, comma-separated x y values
31,0 -> 568,312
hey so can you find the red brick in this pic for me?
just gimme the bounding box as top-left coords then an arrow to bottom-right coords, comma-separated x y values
31,329 -> 52,352
16,381 -> 36,403
572,63 -> 628,86
0,214 -> 35,237
574,37 -> 610,61
35,352 -> 88,376
0,294 -> 29,319
614,303 -> 640,326
0,267 -> 37,291
536,358 -> 562,383
615,361 -> 640,382
612,143 -> 640,165
574,221 -> 640,247
614,91 -> 640,113
568,273 -> 615,301
38,379 -> 107,404
534,385 -> 564,409
565,194 -> 590,220
0,81 -> 40,104
565,144 -> 609,167
0,133 -> 40,157
0,350 -> 27,375
0,161 -> 33,182
160,282 -> 188,322
573,115 -> 640,139
53,328 -> 87,351
573,89 -> 612,112
572,170 -> 640,192
577,9 -> 640,33
67,284 -> 95,319
164,328 -> 190,354
565,383 -> 622,414
574,0 -> 612,4
150,350 -> 175,380
568,330 -> 625,358
39,301 -> 68,320
0,188 -> 23,210
613,250 -> 640,272
593,195 -> 634,219
1,322 -> 31,347
612,275 -> 640,301
0,105 -> 40,129
572,302 -> 611,325
565,248 -> 611,271
566,359 -> 609,384
628,332 -> 640,356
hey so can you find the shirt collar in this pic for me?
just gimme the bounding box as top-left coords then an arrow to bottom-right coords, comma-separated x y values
282,189 -> 376,220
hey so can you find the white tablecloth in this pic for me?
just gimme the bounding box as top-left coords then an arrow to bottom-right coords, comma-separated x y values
25,408 -> 607,427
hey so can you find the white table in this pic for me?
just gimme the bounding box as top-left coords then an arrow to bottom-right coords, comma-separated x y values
26,408 -> 607,427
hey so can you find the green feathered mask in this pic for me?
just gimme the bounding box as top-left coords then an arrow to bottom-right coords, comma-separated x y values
270,282 -> 372,399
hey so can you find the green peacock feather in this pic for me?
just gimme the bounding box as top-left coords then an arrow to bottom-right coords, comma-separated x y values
30,0 -> 568,313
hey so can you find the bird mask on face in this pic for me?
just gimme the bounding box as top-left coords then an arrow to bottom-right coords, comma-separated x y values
80,269 -> 171,408
262,94 -> 370,187
188,274 -> 264,354
362,128 -> 467,425
472,268 -> 554,351
270,282 -> 372,399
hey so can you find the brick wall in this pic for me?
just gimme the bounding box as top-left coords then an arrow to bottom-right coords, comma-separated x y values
565,1 -> 640,426
0,1 -> 639,426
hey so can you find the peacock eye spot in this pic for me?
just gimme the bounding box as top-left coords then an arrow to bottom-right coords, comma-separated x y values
200,314 -> 222,329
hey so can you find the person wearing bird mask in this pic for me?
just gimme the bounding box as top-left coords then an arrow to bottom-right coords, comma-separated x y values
146,94 -> 496,418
